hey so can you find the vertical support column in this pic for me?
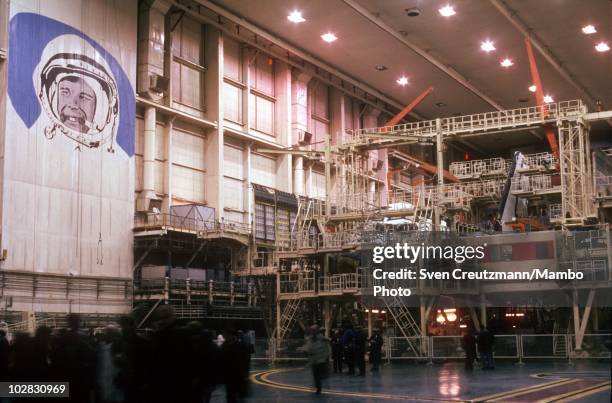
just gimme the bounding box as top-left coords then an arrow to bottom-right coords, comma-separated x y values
572,289 -> 580,351
139,107 -> 157,211
204,27 -> 225,219
330,89 -> 346,196
480,294 -> 487,329
325,132 -> 332,217
435,118 -> 444,229
607,224 -> 612,282
275,61 -> 293,193
276,271 -> 281,342
162,118 -> 174,213
367,310 -> 373,338
291,70 -> 311,195
363,107 -> 382,205
419,296 -> 427,338
137,0 -> 170,95
244,143 -> 253,226
323,300 -> 332,337
242,46 -> 252,133
294,157 -> 305,196
574,289 -> 595,351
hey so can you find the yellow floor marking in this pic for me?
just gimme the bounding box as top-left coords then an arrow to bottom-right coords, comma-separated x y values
535,380 -> 611,403
471,378 -> 574,402
251,368 -> 469,402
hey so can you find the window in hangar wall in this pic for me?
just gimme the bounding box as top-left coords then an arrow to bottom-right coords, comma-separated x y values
223,37 -> 243,124
223,143 -> 245,222
309,80 -> 329,151
252,153 -> 276,188
249,53 -> 275,135
172,16 -> 205,115
171,128 -> 206,203
253,186 -> 298,244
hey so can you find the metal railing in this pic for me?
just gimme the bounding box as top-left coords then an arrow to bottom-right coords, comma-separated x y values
134,213 -> 250,235
518,152 -> 558,172
344,100 -> 585,147
135,278 -> 256,305
260,332 -> 610,362
450,158 -> 509,179
511,174 -> 561,194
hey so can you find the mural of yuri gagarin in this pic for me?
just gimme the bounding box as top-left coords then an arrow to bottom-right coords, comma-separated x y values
38,49 -> 119,152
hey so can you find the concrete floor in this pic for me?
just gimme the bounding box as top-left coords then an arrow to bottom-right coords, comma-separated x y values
210,361 -> 611,402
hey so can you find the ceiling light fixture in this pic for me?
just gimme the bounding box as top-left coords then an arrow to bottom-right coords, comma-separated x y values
528,85 -> 537,93
287,10 -> 305,23
321,32 -> 338,43
500,58 -> 514,67
435,102 -> 446,107
595,42 -> 610,52
581,25 -> 596,34
480,39 -> 496,52
375,65 -> 388,71
544,95 -> 554,103
439,5 -> 456,17
396,76 -> 409,86
405,7 -> 421,17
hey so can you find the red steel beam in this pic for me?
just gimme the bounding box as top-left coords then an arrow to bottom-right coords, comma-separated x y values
383,87 -> 459,183
385,86 -> 434,127
525,37 -> 559,159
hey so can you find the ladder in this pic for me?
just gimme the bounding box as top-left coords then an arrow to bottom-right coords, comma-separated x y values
417,188 -> 434,230
274,297 -> 302,343
382,281 -> 423,357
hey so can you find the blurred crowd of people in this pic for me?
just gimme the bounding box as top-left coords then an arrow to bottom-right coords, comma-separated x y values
305,320 -> 384,394
461,327 -> 496,371
0,307 -> 254,403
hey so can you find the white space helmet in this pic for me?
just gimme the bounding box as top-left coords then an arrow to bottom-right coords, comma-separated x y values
37,35 -> 119,151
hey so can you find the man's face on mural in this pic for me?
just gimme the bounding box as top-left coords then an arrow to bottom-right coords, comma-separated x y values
57,76 -> 96,133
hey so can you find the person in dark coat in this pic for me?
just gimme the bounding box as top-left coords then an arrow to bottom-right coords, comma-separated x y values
221,329 -> 250,403
198,329 -> 220,403
461,328 -> 477,371
341,324 -> 355,375
115,315 -> 152,403
477,327 -> 495,370
147,307 -> 191,403
368,328 -> 383,373
353,328 -> 367,376
330,329 -> 343,373
51,314 -> 97,403
0,329 -> 8,381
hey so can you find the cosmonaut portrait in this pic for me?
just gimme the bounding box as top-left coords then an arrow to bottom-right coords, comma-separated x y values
37,36 -> 119,152
8,12 -> 135,158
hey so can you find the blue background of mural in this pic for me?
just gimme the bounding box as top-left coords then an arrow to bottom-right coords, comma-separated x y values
8,13 -> 135,157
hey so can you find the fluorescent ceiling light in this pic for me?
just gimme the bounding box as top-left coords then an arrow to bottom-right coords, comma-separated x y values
321,32 -> 337,43
528,85 -> 537,93
480,40 -> 496,52
581,25 -> 596,34
439,5 -> 456,17
396,76 -> 409,86
543,95 -> 554,103
500,58 -> 513,67
595,42 -> 610,52
287,10 -> 305,23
